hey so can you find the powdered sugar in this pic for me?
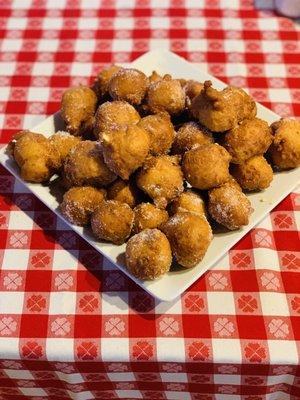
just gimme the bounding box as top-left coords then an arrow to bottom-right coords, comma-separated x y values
220,186 -> 241,207
147,184 -> 164,196
130,228 -> 160,244
209,185 -> 252,230
126,228 -> 171,277
215,202 -> 233,221
113,68 -> 144,79
165,212 -> 186,227
61,201 -> 87,221
182,191 -> 204,206
53,130 -> 71,137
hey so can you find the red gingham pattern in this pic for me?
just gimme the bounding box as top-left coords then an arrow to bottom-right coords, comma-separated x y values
0,0 -> 300,399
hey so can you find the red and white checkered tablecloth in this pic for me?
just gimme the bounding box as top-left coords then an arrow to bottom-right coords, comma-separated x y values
0,0 -> 300,399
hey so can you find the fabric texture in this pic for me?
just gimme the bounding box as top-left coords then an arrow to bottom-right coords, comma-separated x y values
0,0 -> 300,399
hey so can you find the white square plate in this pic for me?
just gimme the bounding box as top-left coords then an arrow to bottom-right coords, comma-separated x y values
1,50 -> 299,301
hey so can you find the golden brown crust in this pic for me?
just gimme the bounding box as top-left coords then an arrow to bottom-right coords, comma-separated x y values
182,143 -> 231,190
20,158 -> 53,183
168,190 -> 206,217
208,185 -> 253,230
191,80 -> 257,132
223,117 -> 273,164
109,68 -> 149,105
270,119 -> 281,134
178,78 -> 187,87
13,131 -> 48,166
93,65 -> 122,98
48,132 -> 81,168
148,71 -> 162,83
136,155 -> 184,209
107,178 -> 142,208
61,86 -> 97,136
91,200 -> 134,244
125,229 -> 172,280
132,203 -> 169,234
101,125 -> 150,180
138,113 -> 175,156
268,118 -> 300,169
172,122 -> 214,155
94,100 -> 140,139
162,212 -> 212,268
183,80 -> 204,109
60,186 -> 106,226
231,155 -> 273,191
224,175 -> 243,192
147,79 -> 185,116
12,131 -> 59,183
63,140 -> 116,187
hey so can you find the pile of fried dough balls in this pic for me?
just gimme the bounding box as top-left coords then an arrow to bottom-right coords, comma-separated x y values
10,65 -> 300,281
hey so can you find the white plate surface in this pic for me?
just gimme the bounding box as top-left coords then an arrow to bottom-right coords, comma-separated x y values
1,50 -> 299,301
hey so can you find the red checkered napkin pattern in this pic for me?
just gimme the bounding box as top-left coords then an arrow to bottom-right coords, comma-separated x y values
0,0 -> 300,399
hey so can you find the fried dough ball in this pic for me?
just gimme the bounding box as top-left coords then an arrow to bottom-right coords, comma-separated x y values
126,229 -> 172,280
178,78 -> 187,87
183,80 -> 204,107
101,125 -> 150,180
109,68 -> 149,105
136,155 -> 184,209
223,118 -> 273,164
183,143 -> 231,190
94,101 -> 140,139
191,81 -> 257,132
107,178 -> 142,208
91,200 -> 134,244
22,159 -> 55,183
48,131 -> 81,168
208,185 -> 253,230
147,78 -> 185,116
149,70 -> 162,83
162,74 -> 172,80
172,122 -> 213,155
138,113 -> 175,155
61,86 -> 97,136
162,212 -> 212,268
268,118 -> 300,169
225,175 -> 242,192
63,140 -> 116,187
12,131 -> 59,183
133,203 -> 169,234
231,156 -> 273,191
93,64 -> 122,98
60,186 -> 106,226
169,190 -> 206,217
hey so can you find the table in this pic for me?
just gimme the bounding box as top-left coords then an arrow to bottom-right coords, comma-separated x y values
0,1 -> 299,399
